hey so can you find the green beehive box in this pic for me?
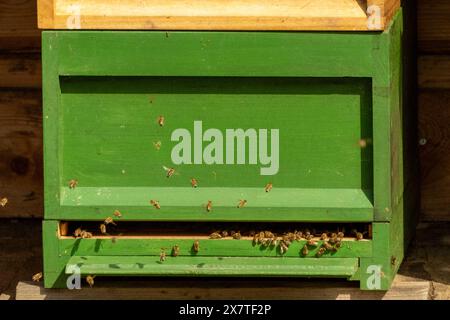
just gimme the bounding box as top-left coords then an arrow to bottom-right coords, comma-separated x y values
41,8 -> 417,290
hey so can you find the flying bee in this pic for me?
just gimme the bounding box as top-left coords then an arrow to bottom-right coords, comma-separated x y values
307,239 -> 318,246
206,200 -> 212,212
237,199 -> 247,208
32,272 -> 43,282
113,210 -> 122,218
158,115 -> 165,127
190,178 -> 198,188
150,200 -> 161,209
99,223 -> 107,235
73,227 -> 83,238
104,217 -> 116,226
301,245 -> 309,256
316,247 -> 326,258
0,197 -> 8,207
172,245 -> 180,257
233,232 -> 241,240
193,240 -> 200,253
264,183 -> 273,193
163,166 -> 176,178
153,140 -> 162,150
320,233 -> 328,241
68,179 -> 78,189
80,231 -> 93,239
160,249 -> 166,262
86,275 -> 95,288
209,232 -> 222,239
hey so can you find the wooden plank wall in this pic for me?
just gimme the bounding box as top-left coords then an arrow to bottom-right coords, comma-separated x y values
0,1 -> 448,221
418,0 -> 450,221
0,0 -> 43,218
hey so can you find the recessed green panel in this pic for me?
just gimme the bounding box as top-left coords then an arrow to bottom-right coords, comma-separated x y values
60,76 -> 373,217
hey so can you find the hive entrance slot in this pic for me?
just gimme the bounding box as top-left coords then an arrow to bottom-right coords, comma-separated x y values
59,221 -> 372,240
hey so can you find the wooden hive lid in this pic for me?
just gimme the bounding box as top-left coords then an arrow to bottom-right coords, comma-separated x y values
38,0 -> 400,31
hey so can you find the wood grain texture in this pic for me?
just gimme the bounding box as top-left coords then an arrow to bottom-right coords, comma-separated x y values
418,91 -> 450,221
15,275 -> 431,300
418,56 -> 450,89
0,54 -> 41,88
37,0 -> 399,31
0,0 -> 41,51
418,0 -> 450,54
0,91 -> 43,218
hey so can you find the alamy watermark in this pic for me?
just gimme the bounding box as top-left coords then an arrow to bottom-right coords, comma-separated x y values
170,121 -> 279,175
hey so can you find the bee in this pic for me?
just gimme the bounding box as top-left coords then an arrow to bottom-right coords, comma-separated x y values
306,234 -> 314,241
232,232 -> 241,240
221,230 -> 229,237
80,231 -> 93,239
320,233 -> 328,241
356,232 -> 364,240
192,240 -> 200,253
337,231 -> 345,238
150,200 -> 161,209
32,272 -> 43,282
163,166 -> 175,178
237,199 -> 247,208
249,230 -> 256,237
86,275 -> 95,288
104,217 -> 116,226
160,249 -> 166,262
253,233 -> 260,245
304,230 -> 311,238
307,239 -> 318,246
209,232 -> 222,239
68,179 -> 78,189
190,178 -> 198,188
113,210 -> 122,218
0,197 -> 8,207
301,245 -> 309,256
316,247 -> 326,258
111,236 -> 118,244
153,141 -> 162,150
73,227 -> 83,238
172,245 -> 180,257
264,231 -> 274,238
358,138 -> 372,148
294,231 -> 303,241
99,224 -> 107,235
322,241 -> 334,251
264,183 -> 273,193
206,200 -> 212,212
279,241 -> 289,254
158,115 -> 165,127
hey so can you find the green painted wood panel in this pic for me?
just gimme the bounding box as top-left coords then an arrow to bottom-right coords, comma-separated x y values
59,238 -> 372,258
66,256 -> 359,277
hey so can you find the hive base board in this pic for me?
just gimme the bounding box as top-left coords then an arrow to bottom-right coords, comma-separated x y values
16,275 -> 431,300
